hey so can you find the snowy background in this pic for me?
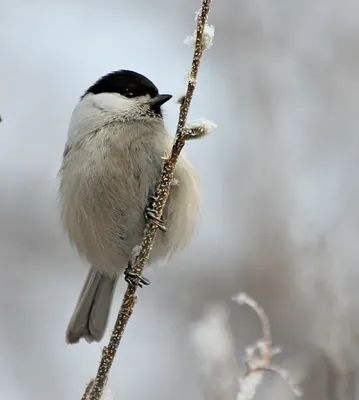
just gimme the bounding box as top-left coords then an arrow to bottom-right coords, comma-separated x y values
2,0 -> 359,399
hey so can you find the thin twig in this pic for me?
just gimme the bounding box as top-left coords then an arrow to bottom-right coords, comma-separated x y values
86,1 -> 212,399
233,292 -> 302,399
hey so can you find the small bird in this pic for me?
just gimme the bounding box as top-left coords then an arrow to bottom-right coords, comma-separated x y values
58,70 -> 201,344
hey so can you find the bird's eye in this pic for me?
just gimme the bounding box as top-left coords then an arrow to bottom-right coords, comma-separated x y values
124,89 -> 134,98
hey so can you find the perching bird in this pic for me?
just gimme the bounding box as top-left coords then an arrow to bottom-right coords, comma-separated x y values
58,70 -> 201,344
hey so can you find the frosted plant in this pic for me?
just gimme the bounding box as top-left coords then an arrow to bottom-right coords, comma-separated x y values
192,293 -> 302,400
184,119 -> 217,140
184,8 -> 215,50
234,293 -> 302,400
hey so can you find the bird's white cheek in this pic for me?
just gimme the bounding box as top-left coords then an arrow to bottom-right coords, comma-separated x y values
92,93 -> 132,112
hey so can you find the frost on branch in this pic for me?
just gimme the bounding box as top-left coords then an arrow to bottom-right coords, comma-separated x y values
82,381 -> 113,400
233,293 -> 302,400
184,8 -> 215,50
191,293 -> 302,400
99,386 -> 113,400
184,119 -> 217,140
86,385 -> 113,400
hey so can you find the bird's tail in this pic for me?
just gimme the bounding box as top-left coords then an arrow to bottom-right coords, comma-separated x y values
66,266 -> 118,344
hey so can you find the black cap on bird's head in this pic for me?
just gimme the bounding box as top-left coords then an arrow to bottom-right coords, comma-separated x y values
82,70 -> 172,116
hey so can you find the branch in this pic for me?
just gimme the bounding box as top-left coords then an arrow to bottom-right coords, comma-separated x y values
233,293 -> 302,400
85,1 -> 213,399
82,380 -> 94,400
191,294 -> 302,400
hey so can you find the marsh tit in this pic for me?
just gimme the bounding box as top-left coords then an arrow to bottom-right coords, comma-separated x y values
58,70 -> 201,344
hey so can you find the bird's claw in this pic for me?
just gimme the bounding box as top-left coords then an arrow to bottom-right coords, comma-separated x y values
145,210 -> 167,231
145,195 -> 167,231
124,263 -> 150,288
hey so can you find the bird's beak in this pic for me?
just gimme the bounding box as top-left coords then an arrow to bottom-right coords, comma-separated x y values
148,94 -> 173,107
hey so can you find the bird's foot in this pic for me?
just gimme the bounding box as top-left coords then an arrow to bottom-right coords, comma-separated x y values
144,195 -> 167,231
124,262 -> 150,288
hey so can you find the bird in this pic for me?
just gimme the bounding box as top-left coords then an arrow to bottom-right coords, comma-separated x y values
58,69 -> 201,344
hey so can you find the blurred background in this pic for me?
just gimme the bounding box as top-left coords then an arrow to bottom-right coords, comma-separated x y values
2,0 -> 359,399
